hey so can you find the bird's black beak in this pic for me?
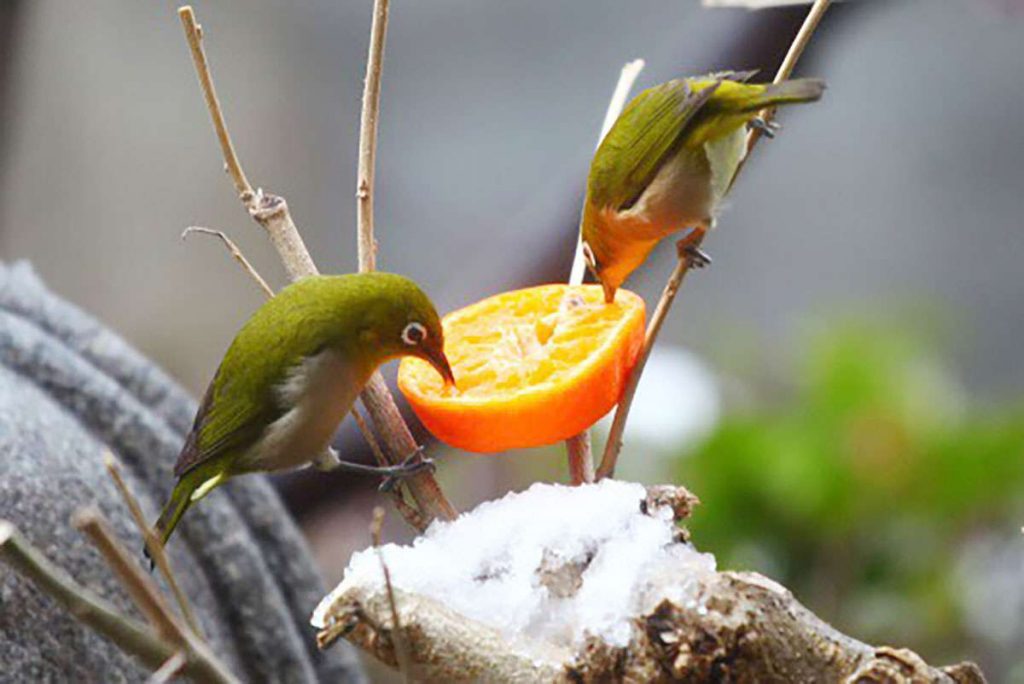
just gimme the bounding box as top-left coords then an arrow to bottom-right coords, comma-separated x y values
424,345 -> 456,388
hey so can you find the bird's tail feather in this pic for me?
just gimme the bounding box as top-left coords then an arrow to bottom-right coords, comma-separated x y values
153,478 -> 195,551
747,78 -> 826,110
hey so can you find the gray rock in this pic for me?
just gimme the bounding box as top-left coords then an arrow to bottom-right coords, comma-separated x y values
0,261 -> 364,683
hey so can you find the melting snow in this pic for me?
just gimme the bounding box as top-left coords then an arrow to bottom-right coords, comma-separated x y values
312,480 -> 716,649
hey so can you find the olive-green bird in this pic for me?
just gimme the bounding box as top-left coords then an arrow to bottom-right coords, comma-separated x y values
581,71 -> 825,302
151,272 -> 454,552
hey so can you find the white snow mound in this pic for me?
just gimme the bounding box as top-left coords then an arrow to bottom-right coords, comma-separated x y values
312,480 -> 716,649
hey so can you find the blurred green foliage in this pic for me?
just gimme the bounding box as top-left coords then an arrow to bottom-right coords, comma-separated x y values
678,323 -> 1024,662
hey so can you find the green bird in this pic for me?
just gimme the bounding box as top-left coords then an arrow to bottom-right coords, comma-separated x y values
581,71 -> 825,302
151,272 -> 454,552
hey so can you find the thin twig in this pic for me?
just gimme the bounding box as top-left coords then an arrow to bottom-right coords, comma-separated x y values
146,652 -> 188,684
182,227 -> 275,299
178,6 -> 251,200
104,453 -> 202,637
734,0 -> 832,186
597,0 -> 831,479
371,507 -> 412,680
566,430 -> 595,485
357,0 -> 390,272
564,59 -> 645,485
0,520 -> 237,683
353,409 -> 428,530
348,0 -> 457,524
73,508 -> 187,643
72,508 -> 240,684
177,5 -> 317,278
176,4 -> 455,528
597,233 -> 705,479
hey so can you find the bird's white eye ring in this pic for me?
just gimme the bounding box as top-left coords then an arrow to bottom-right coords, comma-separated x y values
402,322 -> 427,346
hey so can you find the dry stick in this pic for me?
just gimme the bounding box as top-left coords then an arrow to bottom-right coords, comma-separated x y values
356,0 -> 389,272
104,454 -> 201,637
563,59 -> 645,485
596,0 -> 832,480
73,509 -> 190,643
351,0 -> 457,524
178,6 -> 317,280
0,520 -> 236,684
371,507 -> 412,680
146,652 -> 188,684
182,227 -> 275,299
731,0 -> 832,189
353,409 -> 428,531
72,509 -> 240,684
177,5 -> 454,529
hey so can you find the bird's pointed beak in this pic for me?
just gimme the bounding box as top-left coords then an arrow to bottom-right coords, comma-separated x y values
601,278 -> 616,304
424,346 -> 456,388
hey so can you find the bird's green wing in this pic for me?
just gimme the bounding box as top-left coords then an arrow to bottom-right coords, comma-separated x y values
172,281 -> 342,477
173,360 -> 283,477
587,78 -> 722,211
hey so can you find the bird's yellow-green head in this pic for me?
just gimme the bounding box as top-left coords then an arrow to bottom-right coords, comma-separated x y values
346,272 -> 454,384
217,273 -> 455,402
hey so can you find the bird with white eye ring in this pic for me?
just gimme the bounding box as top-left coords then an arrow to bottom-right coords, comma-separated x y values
402,321 -> 428,346
148,272 -> 455,560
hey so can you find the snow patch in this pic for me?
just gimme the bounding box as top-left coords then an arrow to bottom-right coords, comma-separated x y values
312,480 -> 716,649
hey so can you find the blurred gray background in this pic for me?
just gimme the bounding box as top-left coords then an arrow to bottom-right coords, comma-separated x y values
1,0 -> 1022,677
4,0 -> 1021,399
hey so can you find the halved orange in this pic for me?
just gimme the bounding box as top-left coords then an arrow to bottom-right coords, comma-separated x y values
398,284 -> 645,453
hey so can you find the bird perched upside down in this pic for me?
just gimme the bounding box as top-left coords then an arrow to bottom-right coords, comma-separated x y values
581,71 -> 825,302
151,272 -> 454,553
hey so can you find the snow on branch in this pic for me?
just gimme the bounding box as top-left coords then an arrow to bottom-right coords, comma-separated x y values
313,481 -> 984,682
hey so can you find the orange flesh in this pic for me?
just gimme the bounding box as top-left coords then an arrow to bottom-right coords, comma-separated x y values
398,284 -> 645,453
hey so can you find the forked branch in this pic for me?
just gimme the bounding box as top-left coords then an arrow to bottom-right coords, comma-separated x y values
176,4 -> 455,528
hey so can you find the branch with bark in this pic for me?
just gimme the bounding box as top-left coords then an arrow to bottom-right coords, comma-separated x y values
315,485 -> 985,683
177,3 -> 456,530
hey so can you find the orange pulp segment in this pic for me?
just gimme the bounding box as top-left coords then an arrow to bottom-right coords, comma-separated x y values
398,284 -> 645,453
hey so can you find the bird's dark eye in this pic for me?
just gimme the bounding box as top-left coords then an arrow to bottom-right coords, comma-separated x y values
402,322 -> 427,346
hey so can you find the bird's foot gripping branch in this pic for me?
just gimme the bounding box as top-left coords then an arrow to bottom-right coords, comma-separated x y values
312,481 -> 983,683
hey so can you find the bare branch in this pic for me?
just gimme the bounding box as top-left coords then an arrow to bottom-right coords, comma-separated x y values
146,652 -> 187,684
0,520 -> 174,667
73,508 -> 187,643
352,409 -> 429,530
178,6 -> 251,200
177,6 -> 317,280
182,227 -> 275,299
566,430 -> 594,485
0,520 -> 237,683
597,0 -> 832,479
72,508 -> 240,684
564,59 -> 645,484
597,233 -> 705,479
176,4 -> 456,528
359,378 -> 458,523
736,0 -> 832,182
103,453 -> 202,637
371,507 -> 412,680
357,0 -> 390,272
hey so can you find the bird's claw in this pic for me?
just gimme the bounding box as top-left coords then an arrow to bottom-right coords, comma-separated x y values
676,242 -> 712,269
748,117 -> 781,139
379,448 -> 435,493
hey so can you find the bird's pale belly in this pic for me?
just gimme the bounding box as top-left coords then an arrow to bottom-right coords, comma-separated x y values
243,350 -> 365,473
